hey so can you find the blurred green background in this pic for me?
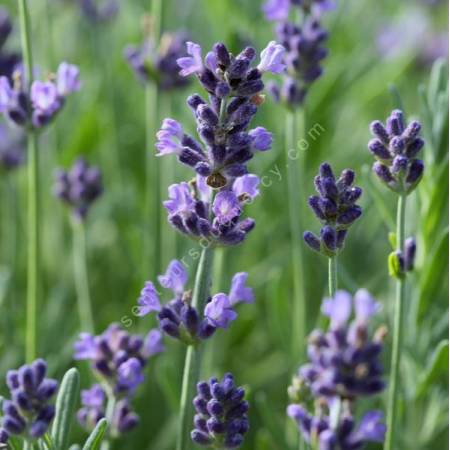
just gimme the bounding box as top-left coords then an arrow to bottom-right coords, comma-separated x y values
0,0 -> 448,449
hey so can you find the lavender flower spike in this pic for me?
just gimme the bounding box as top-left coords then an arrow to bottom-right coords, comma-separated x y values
368,110 -> 424,194
2,359 -> 58,440
191,373 -> 249,448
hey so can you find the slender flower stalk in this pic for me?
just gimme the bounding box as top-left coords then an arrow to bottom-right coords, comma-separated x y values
72,220 -> 94,333
328,255 -> 337,297
17,0 -> 39,363
177,247 -> 214,450
366,109 -> 424,450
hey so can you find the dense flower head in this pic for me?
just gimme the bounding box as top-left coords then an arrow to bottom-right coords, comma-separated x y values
0,61 -> 80,129
288,405 -> 386,450
191,373 -> 249,448
0,7 -> 20,81
137,260 -> 254,345
125,31 -> 190,90
0,122 -> 25,171
1,359 -> 58,441
288,290 -> 386,449
304,163 -> 363,257
155,40 -> 281,187
164,174 -> 260,246
369,109 -> 424,194
77,0 -> 119,23
54,158 -> 103,220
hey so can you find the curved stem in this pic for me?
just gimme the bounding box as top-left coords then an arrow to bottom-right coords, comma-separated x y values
17,0 -> 39,363
385,194 -> 406,450
286,111 -> 306,359
72,219 -> 95,333
328,256 -> 338,298
177,246 -> 214,450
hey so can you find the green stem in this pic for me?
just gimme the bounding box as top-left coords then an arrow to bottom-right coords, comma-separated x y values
177,246 -> 214,450
100,388 -> 117,450
328,256 -> 338,297
72,219 -> 95,333
385,194 -> 406,450
286,111 -> 306,359
18,0 -> 39,363
143,0 -> 163,280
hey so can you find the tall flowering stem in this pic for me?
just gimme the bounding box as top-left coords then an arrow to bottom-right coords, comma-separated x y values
17,0 -> 39,363
367,109 -> 424,450
177,246 -> 214,450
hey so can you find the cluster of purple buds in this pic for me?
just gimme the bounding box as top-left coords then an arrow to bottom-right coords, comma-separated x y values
137,260 -> 254,345
1,359 -> 58,442
0,123 -> 24,171
54,158 -> 103,220
164,174 -> 260,246
287,290 -> 387,449
125,30 -> 190,90
369,109 -> 424,194
191,373 -> 249,448
304,163 -> 362,257
77,385 -> 139,436
156,40 -> 283,187
288,406 -> 386,450
263,0 -> 332,107
77,0 -> 119,24
0,7 -> 20,80
0,61 -> 80,129
74,324 -> 164,434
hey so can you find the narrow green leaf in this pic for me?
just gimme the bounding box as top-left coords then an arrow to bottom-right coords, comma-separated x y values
82,419 -> 108,450
51,368 -> 80,450
416,340 -> 449,398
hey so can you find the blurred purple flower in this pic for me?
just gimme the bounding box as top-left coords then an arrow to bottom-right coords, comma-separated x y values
229,272 -> 254,305
204,293 -> 237,329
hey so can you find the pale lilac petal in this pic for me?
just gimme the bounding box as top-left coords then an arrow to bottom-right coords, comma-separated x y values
177,41 -> 203,76
158,260 -> 188,295
229,272 -> 254,305
354,289 -> 381,323
352,411 -> 386,443
163,182 -> 196,215
0,76 -> 15,112
257,41 -> 286,74
142,329 -> 165,357
233,174 -> 260,199
30,81 -> 59,113
196,175 -> 211,202
212,191 -> 241,224
205,51 -> 218,72
57,62 -> 81,96
262,0 -> 290,21
249,127 -> 273,151
74,333 -> 97,360
204,293 -> 237,329
136,281 -> 161,316
321,290 -> 352,328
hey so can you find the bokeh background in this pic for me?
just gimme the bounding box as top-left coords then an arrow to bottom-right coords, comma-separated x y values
0,0 -> 448,449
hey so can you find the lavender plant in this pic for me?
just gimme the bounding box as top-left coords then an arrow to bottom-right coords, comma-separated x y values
287,290 -> 387,450
74,324 -> 164,446
148,39 -> 284,450
304,162 -> 363,295
191,373 -> 249,449
367,109 -> 424,450
262,0 -> 334,362
54,158 -> 103,333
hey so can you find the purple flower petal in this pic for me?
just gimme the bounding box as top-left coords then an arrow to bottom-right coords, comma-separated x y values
249,127 -> 273,151
158,259 -> 188,295
233,174 -> 260,199
204,293 -> 237,329
163,182 -> 196,215
142,329 -> 164,357
212,191 -> 241,225
0,76 -> 15,112
262,0 -> 290,21
117,358 -> 144,390
73,333 -> 97,360
177,41 -> 203,76
321,290 -> 352,328
81,384 -> 105,408
353,411 -> 386,442
155,118 -> 184,156
354,289 -> 381,323
229,272 -> 254,305
257,41 -> 286,74
57,62 -> 81,96
196,175 -> 211,202
137,281 -> 161,316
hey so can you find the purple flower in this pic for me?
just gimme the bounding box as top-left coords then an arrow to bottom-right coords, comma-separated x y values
191,373 -> 249,448
212,191 -> 242,225
321,290 -> 352,329
352,411 -> 386,443
0,123 -> 24,171
117,358 -> 145,391
158,259 -> 188,295
74,333 -> 98,360
229,272 -> 254,305
0,76 -> 14,112
249,127 -> 273,151
155,118 -> 184,156
137,281 -> 161,316
56,62 -> 81,96
257,41 -> 286,74
142,329 -> 165,357
54,158 -> 103,220
81,384 -> 105,408
177,41 -> 203,76
204,293 -> 237,329
163,182 -> 196,215
2,359 -> 57,439
354,289 -> 381,323
31,81 -> 60,113
263,0 -> 290,21
232,174 -> 260,199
